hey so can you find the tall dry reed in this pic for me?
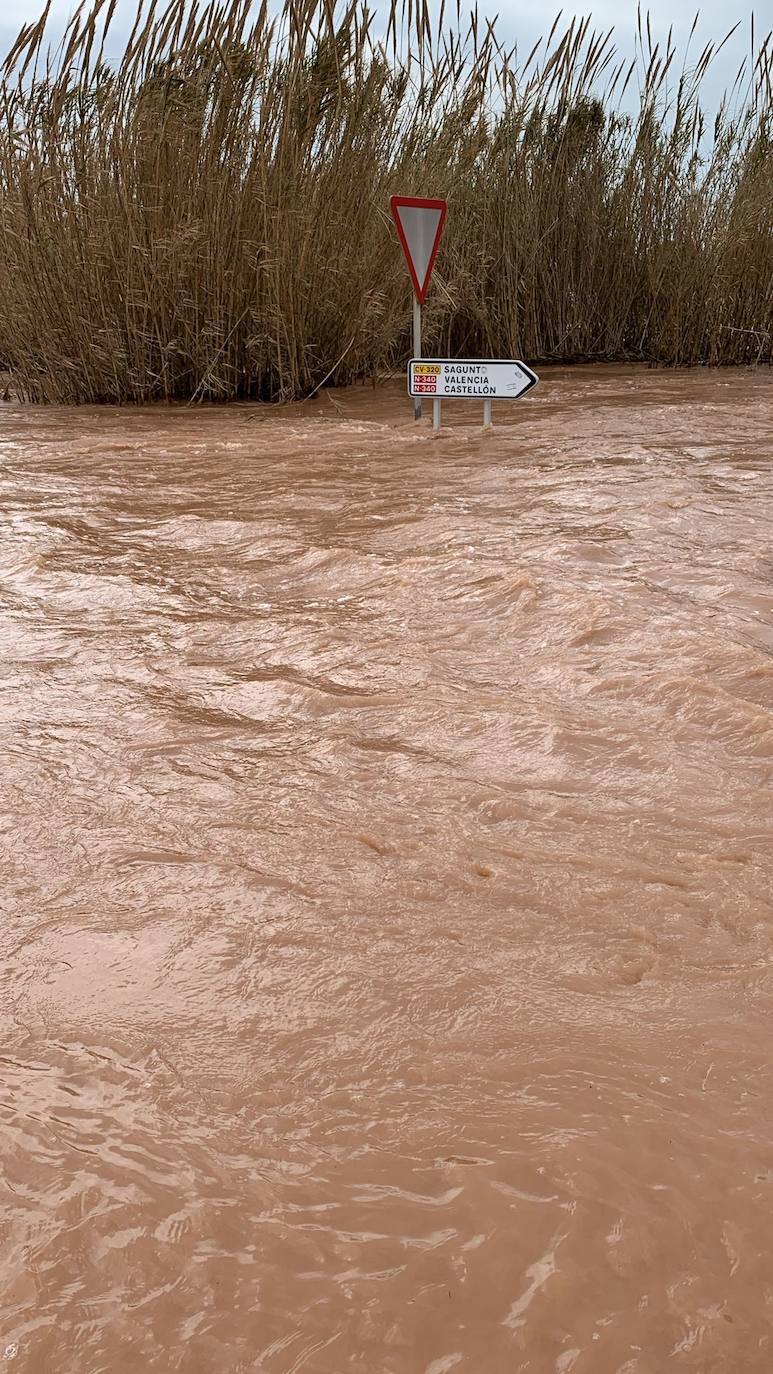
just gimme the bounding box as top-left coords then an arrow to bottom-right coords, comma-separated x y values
0,0 -> 771,402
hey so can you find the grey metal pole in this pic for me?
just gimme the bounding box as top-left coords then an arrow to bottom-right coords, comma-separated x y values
433,397 -> 442,431
483,398 -> 492,429
412,295 -> 422,420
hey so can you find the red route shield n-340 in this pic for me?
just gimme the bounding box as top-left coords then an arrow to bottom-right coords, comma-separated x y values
389,196 -> 447,304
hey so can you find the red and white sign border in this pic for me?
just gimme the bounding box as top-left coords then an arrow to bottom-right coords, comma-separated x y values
389,195 -> 447,304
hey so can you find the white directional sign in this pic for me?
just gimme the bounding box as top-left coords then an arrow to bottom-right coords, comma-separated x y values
408,358 -> 539,399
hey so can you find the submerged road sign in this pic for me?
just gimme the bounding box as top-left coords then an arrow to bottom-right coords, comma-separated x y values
389,196 -> 447,304
390,200 -> 542,431
408,358 -> 539,399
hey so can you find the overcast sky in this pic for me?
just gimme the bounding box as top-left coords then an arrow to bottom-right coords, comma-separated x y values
0,0 -> 761,118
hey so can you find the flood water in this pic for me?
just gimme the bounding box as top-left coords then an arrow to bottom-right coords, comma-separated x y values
2,365 -> 773,1372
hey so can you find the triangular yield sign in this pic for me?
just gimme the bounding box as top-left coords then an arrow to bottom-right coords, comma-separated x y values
390,195 -> 447,304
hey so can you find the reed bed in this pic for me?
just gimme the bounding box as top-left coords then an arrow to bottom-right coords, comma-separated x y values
0,0 -> 771,402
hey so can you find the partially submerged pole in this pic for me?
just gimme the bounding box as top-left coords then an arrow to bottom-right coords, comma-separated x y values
413,295 -> 422,421
483,398 -> 492,429
433,397 -> 442,431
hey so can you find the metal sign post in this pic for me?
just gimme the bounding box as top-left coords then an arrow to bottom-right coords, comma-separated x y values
412,296 -> 422,421
390,196 -> 447,421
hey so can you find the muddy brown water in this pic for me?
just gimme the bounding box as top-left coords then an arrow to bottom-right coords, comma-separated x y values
1,366 -> 773,1373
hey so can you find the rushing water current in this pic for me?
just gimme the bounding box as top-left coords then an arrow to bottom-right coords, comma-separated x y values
2,366 -> 773,1372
